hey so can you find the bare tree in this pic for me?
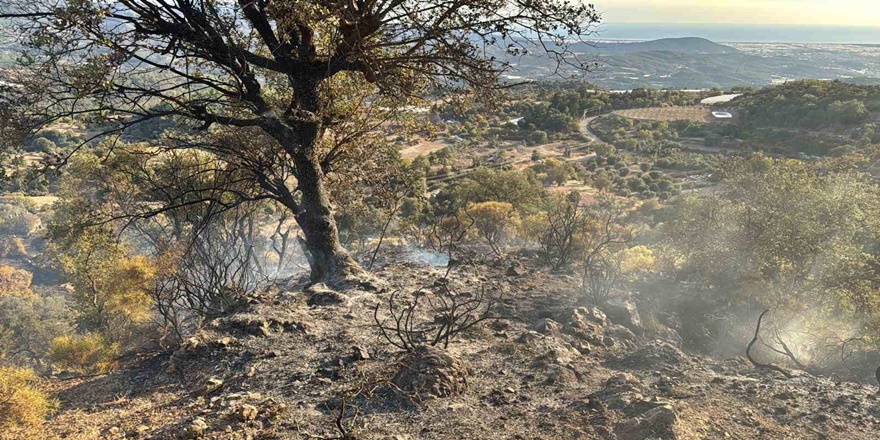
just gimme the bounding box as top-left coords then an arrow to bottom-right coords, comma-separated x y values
373,283 -> 505,351
536,191 -> 589,270
580,197 -> 633,304
1,0 -> 601,283
746,310 -> 794,378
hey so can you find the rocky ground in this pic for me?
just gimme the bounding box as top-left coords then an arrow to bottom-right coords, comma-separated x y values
25,256 -> 880,440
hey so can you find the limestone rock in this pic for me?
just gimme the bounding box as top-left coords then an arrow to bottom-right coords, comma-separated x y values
532,318 -> 562,336
179,417 -> 209,439
238,403 -> 259,422
195,377 -> 224,396
614,405 -> 678,440
393,345 -> 468,398
603,298 -> 643,332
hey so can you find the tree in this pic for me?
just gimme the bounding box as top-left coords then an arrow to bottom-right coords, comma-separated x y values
0,266 -> 33,297
2,0 -> 600,283
579,196 -> 633,304
828,100 -> 869,125
528,130 -> 549,145
0,293 -> 71,367
464,201 -> 519,256
527,191 -> 589,270
593,143 -> 614,157
661,156 -> 880,338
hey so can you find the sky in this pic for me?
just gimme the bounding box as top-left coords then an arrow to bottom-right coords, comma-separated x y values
599,0 -> 880,27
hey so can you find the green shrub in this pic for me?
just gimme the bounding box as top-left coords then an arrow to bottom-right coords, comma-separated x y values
0,367 -> 55,433
50,334 -> 118,374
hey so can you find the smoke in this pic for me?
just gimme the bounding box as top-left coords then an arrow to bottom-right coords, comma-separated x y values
401,247 -> 450,267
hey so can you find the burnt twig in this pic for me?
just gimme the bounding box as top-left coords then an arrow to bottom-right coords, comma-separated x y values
746,310 -> 794,379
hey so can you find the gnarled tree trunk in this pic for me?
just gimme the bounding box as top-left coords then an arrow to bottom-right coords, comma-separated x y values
291,149 -> 362,283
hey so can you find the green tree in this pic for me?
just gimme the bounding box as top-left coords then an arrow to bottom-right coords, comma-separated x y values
661,156 -> 880,333
2,0 -> 600,283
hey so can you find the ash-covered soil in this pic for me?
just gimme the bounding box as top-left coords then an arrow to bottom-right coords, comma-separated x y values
33,259 -> 880,440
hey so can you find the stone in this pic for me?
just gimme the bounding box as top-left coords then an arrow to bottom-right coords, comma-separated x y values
506,263 -> 526,277
238,404 -> 259,422
353,346 -> 371,361
393,345 -> 468,398
614,404 -> 678,440
603,298 -> 643,332
180,417 -> 209,439
571,307 -> 607,326
532,318 -> 562,336
196,377 -> 224,396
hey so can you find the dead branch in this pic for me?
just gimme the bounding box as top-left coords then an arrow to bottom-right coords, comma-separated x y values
373,283 -> 508,352
746,310 -> 794,378
772,329 -> 810,371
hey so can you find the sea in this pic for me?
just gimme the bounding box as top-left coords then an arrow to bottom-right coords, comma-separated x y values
597,23 -> 880,45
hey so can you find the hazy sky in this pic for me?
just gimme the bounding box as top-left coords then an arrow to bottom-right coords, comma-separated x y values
600,0 -> 880,27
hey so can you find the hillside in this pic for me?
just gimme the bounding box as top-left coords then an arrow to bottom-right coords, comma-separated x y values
500,38 -> 880,90
588,37 -> 739,55
35,258 -> 880,440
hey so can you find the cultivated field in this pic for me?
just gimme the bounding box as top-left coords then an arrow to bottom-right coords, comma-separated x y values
398,138 -> 451,159
614,106 -> 713,123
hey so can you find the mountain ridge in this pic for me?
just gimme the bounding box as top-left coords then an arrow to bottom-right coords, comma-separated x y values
590,37 -> 739,55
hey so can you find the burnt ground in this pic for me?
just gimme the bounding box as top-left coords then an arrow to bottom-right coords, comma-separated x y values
25,258 -> 880,440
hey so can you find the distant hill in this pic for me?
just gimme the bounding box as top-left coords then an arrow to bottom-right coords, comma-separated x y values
497,37 -> 880,90
588,37 -> 739,55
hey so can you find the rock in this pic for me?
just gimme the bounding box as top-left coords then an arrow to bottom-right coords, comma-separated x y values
353,346 -> 371,361
506,263 -> 526,277
606,372 -> 642,392
566,308 -> 605,343
306,283 -> 345,306
180,417 -> 209,439
393,345 -> 468,398
613,340 -> 688,370
238,404 -> 259,422
532,318 -> 562,336
614,404 -> 678,440
606,324 -> 638,342
195,377 -> 224,396
517,330 -> 545,344
603,298 -> 643,332
181,336 -> 202,351
217,336 -> 235,347
571,307 -> 607,326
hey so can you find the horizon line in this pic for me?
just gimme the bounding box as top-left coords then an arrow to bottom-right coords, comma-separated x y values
601,22 -> 880,29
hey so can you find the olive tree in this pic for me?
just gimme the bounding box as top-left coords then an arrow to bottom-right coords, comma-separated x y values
1,0 -> 600,283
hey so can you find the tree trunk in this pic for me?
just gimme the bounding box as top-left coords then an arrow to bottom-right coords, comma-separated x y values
291,150 -> 363,284
270,76 -> 364,284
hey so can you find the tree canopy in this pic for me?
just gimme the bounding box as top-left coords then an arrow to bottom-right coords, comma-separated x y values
0,0 -> 601,282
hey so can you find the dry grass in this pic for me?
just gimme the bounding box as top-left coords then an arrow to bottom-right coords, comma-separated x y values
399,139 -> 451,159
614,106 -> 712,123
0,195 -> 58,209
